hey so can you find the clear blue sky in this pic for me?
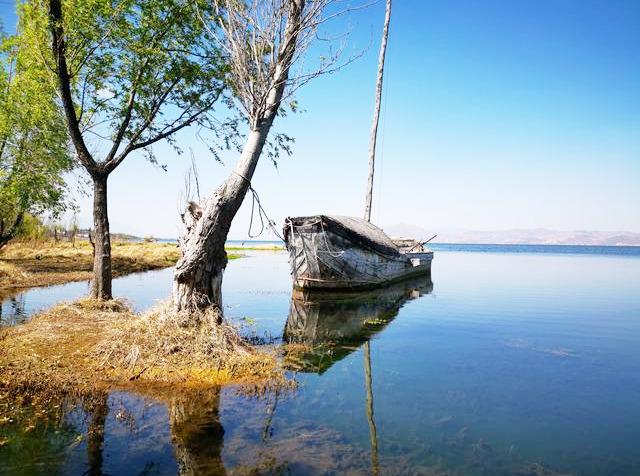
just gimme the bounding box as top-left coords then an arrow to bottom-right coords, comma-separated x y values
2,0 -> 639,239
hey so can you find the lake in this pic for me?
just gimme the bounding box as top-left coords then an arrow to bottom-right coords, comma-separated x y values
1,245 -> 640,475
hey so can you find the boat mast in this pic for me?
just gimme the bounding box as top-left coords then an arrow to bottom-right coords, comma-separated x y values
362,5 -> 392,474
364,0 -> 392,222
364,341 -> 380,475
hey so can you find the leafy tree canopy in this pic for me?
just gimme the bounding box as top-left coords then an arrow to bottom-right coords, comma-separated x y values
0,17 -> 74,247
24,0 -> 229,170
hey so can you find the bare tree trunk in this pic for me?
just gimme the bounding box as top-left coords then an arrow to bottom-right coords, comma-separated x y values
91,174 -> 112,300
364,0 -> 392,222
173,123 -> 272,313
0,212 -> 24,249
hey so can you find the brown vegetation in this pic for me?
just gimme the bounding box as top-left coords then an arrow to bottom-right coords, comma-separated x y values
0,240 -> 243,299
0,241 -> 179,294
0,299 -> 288,397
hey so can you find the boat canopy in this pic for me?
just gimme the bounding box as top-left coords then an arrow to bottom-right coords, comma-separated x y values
284,215 -> 400,256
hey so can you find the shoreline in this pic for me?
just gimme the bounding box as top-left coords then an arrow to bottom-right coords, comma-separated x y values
0,241 -> 245,298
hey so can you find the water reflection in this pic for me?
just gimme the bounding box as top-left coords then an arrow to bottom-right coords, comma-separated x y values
170,392 -> 225,475
284,277 -> 433,373
284,277 -> 433,475
0,293 -> 26,326
84,392 -> 109,476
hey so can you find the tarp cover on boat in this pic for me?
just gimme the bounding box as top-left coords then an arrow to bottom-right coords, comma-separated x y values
285,215 -> 400,256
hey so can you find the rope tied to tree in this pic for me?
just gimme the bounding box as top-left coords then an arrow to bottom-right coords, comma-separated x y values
233,171 -> 285,241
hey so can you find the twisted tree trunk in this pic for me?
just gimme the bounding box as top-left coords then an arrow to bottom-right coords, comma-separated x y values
172,123 -> 272,313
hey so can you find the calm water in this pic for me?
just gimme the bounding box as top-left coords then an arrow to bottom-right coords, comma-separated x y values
2,246 -> 640,475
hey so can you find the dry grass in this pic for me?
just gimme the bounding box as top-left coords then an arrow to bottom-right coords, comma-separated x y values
95,301 -> 287,388
0,299 -> 131,393
0,240 -> 180,294
0,299 -> 288,396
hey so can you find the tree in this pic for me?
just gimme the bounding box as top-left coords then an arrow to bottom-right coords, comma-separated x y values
0,25 -> 73,249
24,0 -> 226,299
173,0 -> 351,312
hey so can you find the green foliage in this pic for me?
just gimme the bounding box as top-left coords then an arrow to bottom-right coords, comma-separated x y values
0,17 -> 74,246
22,0 -> 228,166
14,213 -> 48,241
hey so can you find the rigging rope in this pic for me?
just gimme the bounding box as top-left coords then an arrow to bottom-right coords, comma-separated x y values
233,171 -> 285,242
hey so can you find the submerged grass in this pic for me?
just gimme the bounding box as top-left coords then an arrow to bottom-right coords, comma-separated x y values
0,299 -> 289,397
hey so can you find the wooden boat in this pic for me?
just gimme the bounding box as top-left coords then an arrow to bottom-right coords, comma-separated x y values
283,0 -> 434,291
283,215 -> 433,290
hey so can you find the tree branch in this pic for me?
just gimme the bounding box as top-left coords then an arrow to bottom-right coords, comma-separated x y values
48,0 -> 98,175
104,68 -> 145,165
107,98 -> 217,172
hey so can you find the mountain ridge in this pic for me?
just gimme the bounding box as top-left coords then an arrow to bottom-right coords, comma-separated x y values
382,224 -> 640,246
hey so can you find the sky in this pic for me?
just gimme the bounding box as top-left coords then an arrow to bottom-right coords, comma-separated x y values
1,0 -> 639,239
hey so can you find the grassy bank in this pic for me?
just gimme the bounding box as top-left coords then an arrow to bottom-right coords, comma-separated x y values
0,241 -> 179,293
0,240 -> 243,297
0,299 -> 288,396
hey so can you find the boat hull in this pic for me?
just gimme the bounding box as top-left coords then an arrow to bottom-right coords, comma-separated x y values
284,216 -> 433,290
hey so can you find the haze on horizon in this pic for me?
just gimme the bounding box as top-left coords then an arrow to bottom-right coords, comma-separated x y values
2,0 -> 638,240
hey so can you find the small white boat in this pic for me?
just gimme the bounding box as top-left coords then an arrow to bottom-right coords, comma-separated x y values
283,215 -> 433,290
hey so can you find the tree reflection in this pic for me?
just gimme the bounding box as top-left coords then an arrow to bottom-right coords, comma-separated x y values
84,392 -> 109,476
169,390 -> 226,476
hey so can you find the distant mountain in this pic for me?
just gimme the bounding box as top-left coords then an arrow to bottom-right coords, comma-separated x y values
383,224 -> 640,246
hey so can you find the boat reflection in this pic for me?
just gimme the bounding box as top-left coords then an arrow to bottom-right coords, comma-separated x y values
284,276 -> 433,475
283,276 -> 434,374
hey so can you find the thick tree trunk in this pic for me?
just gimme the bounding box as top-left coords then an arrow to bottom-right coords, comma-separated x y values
91,174 -> 113,300
173,124 -> 272,313
364,0 -> 392,222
